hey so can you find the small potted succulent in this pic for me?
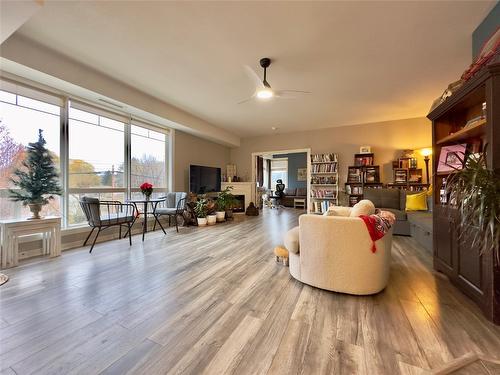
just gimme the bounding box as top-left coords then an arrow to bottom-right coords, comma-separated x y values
194,199 -> 208,226
140,182 -> 153,200
206,199 -> 217,225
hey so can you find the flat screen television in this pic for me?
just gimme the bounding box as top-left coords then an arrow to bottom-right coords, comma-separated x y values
189,165 -> 221,194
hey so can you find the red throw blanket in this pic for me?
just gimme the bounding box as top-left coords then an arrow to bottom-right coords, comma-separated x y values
359,210 -> 395,253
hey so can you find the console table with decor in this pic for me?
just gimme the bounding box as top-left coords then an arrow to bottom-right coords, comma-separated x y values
0,216 -> 61,269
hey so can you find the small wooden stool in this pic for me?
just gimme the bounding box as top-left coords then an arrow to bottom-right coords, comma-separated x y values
274,245 -> 289,266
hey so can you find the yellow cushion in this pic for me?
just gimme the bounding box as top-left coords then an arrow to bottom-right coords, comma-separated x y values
274,246 -> 289,258
406,192 -> 428,211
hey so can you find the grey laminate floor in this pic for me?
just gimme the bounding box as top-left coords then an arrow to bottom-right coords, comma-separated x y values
1,209 -> 499,375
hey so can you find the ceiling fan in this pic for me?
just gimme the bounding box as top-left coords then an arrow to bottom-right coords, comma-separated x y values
238,57 -> 311,104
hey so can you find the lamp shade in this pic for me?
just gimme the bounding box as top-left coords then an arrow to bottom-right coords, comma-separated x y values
420,148 -> 432,157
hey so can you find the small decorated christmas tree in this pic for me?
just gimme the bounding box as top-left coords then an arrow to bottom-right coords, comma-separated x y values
9,129 -> 62,219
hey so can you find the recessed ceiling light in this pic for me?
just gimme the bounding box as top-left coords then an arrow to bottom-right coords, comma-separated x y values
271,126 -> 278,131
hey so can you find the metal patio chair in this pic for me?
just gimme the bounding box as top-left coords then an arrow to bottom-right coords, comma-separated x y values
153,192 -> 187,232
79,197 -> 136,253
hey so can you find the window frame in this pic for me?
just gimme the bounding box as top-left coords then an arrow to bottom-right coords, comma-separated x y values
129,120 -> 169,198
65,101 -> 171,227
0,88 -> 63,221
0,78 -> 172,229
270,158 -> 289,188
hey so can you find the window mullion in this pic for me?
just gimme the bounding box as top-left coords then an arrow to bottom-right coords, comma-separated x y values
61,98 -> 70,228
125,118 -> 131,199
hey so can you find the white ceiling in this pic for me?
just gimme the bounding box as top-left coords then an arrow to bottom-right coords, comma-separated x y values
9,0 -> 496,137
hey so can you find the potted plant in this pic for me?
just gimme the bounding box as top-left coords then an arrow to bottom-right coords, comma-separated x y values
194,199 -> 208,226
218,186 -> 238,219
214,206 -> 226,222
215,188 -> 230,222
206,199 -> 217,225
140,182 -> 153,200
9,130 -> 62,219
446,149 -> 500,263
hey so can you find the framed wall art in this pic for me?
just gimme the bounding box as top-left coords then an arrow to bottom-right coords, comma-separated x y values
437,144 -> 466,173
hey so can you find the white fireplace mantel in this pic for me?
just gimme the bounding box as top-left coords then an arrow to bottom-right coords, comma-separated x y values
221,182 -> 256,210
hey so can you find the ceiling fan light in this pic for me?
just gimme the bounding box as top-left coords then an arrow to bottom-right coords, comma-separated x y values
257,89 -> 273,99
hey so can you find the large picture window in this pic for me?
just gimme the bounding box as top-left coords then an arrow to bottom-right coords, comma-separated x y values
270,158 -> 288,189
130,122 -> 168,199
67,103 -> 127,225
0,89 -> 61,220
0,79 -> 171,228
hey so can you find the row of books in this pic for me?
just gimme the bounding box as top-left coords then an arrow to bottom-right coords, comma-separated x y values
387,184 -> 429,192
346,184 -> 384,195
310,189 -> 337,198
311,163 -> 338,174
354,155 -> 373,166
311,176 -> 337,185
312,200 -> 336,214
347,167 -> 363,183
398,157 -> 418,169
394,169 -> 408,183
311,153 -> 338,162
347,167 -> 380,184
345,185 -> 363,195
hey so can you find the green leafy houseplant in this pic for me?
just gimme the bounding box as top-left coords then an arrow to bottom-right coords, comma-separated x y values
446,149 -> 500,263
194,199 -> 208,218
9,130 -> 62,219
217,186 -> 238,212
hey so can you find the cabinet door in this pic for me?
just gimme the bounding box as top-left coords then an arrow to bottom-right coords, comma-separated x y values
457,227 -> 483,295
433,208 -> 454,273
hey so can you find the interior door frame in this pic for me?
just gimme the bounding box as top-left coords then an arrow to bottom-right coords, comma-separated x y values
251,148 -> 311,211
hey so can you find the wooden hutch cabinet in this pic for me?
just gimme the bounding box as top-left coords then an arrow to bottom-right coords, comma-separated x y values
427,60 -> 500,324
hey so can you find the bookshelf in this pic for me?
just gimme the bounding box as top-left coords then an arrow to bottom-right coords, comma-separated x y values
388,156 -> 429,191
310,153 -> 339,214
345,153 -> 382,206
427,61 -> 499,324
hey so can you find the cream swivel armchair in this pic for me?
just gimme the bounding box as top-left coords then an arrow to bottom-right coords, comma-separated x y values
284,203 -> 393,295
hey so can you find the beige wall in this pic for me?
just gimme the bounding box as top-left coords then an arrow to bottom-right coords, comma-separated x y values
174,130 -> 231,192
230,117 -> 432,186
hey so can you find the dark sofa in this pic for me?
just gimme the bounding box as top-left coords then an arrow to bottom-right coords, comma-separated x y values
281,187 -> 307,207
363,188 -> 432,252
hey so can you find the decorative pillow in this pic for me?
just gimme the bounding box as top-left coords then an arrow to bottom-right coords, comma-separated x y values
350,200 -> 375,217
324,206 -> 352,217
359,210 -> 395,253
406,192 -> 428,211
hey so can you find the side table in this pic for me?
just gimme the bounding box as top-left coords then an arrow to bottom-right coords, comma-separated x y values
294,198 -> 306,209
0,216 -> 61,269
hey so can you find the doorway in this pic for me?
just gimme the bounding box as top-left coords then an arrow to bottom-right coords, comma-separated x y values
252,148 -> 311,210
